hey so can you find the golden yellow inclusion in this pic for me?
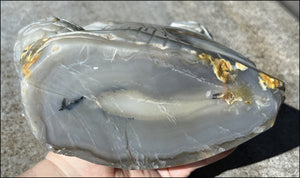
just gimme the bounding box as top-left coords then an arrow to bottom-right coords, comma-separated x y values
258,73 -> 283,91
22,52 -> 41,77
197,53 -> 233,83
20,38 -> 49,77
223,85 -> 253,105
209,84 -> 253,105
197,53 -> 253,105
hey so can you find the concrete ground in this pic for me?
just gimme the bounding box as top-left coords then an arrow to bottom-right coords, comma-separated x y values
1,1 -> 299,177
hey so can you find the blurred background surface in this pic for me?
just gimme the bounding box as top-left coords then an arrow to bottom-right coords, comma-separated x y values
1,1 -> 299,177
280,1 -> 299,20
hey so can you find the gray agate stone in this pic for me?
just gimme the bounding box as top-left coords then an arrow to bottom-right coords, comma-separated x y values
14,17 -> 285,169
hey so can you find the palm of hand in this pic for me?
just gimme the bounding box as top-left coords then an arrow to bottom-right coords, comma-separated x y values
44,148 -> 235,177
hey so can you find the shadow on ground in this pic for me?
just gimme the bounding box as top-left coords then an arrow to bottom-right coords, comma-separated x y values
189,103 -> 299,177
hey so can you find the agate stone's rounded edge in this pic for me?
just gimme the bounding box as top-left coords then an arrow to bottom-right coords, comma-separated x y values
45,115 -> 276,170
20,79 -> 47,143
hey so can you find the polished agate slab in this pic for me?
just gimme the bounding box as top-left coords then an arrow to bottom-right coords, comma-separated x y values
14,17 -> 285,169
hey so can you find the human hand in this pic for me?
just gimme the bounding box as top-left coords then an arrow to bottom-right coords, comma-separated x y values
20,148 -> 235,177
